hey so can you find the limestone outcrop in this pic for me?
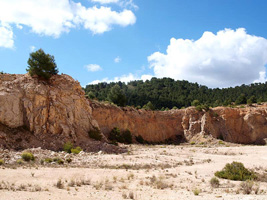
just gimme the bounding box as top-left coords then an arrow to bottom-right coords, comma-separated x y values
1,73 -> 267,151
91,101 -> 267,144
0,74 -> 117,152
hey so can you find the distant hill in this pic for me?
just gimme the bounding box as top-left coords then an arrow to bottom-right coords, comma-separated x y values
84,77 -> 267,110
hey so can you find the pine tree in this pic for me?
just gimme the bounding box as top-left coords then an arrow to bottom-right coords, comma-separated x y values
27,49 -> 58,80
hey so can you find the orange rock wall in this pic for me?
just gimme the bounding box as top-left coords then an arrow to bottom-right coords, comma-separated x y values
91,101 -> 267,144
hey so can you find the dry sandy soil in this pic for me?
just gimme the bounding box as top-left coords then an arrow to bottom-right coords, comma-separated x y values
0,143 -> 266,200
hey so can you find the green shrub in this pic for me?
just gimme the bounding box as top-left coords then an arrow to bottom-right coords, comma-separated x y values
210,177 -> 220,188
108,128 -> 133,144
53,158 -> 60,162
44,158 -> 53,163
142,101 -> 155,110
21,152 -> 35,162
135,135 -> 145,144
63,142 -> 73,153
17,159 -> 24,165
121,129 -> 133,144
66,158 -> 72,163
195,105 -> 202,111
0,159 -> 4,165
87,91 -> 96,99
192,100 -> 200,107
109,127 -> 123,142
57,159 -> 64,165
193,188 -> 200,195
195,104 -> 209,112
26,49 -> 58,80
218,141 -> 225,145
71,146 -> 82,154
88,128 -> 102,141
215,162 -> 256,181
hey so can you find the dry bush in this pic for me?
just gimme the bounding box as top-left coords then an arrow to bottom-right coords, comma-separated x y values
104,182 -> 113,190
210,177 -> 220,188
240,180 -> 254,194
149,175 -> 172,189
93,181 -> 103,190
55,179 -> 64,189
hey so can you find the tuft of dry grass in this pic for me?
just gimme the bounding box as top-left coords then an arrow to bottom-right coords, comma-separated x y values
240,180 -> 254,194
55,179 -> 64,189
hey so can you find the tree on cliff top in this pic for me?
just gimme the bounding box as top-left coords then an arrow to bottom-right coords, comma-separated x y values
26,49 -> 58,80
108,84 -> 127,107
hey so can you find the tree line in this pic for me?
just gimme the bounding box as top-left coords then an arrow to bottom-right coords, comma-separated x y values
84,77 -> 267,110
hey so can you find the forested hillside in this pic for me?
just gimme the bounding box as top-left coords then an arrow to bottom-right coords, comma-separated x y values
84,77 -> 267,110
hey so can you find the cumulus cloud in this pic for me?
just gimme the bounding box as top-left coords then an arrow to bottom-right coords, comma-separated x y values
114,56 -> 121,63
85,64 -> 102,72
0,24 -> 14,48
91,0 -> 119,4
148,28 -> 267,88
90,73 -> 152,84
91,0 -> 138,9
0,0 -> 136,46
74,6 -> 136,34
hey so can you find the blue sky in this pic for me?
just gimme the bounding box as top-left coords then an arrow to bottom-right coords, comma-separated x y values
0,0 -> 267,88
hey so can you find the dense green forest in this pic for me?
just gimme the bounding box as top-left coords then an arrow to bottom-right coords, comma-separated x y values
84,77 -> 267,110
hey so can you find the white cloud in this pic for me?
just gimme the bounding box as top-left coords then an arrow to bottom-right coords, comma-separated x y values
16,24 -> 23,29
114,56 -> 121,63
74,6 -> 136,34
254,71 -> 267,83
91,0 -> 119,4
148,28 -> 267,88
90,73 -> 152,84
0,24 -> 14,48
85,64 -> 102,72
0,0 -> 136,41
91,0 -> 138,9
120,0 -> 138,10
30,45 -> 36,52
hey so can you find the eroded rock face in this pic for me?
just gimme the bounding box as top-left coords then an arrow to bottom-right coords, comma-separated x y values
91,101 -> 267,144
1,73 -> 267,150
90,101 -> 185,143
0,74 -> 107,151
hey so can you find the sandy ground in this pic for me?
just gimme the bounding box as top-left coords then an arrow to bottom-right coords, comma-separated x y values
0,144 -> 266,200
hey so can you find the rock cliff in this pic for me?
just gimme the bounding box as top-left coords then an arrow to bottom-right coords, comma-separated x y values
91,101 -> 267,145
0,74 -> 119,152
0,73 -> 267,151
